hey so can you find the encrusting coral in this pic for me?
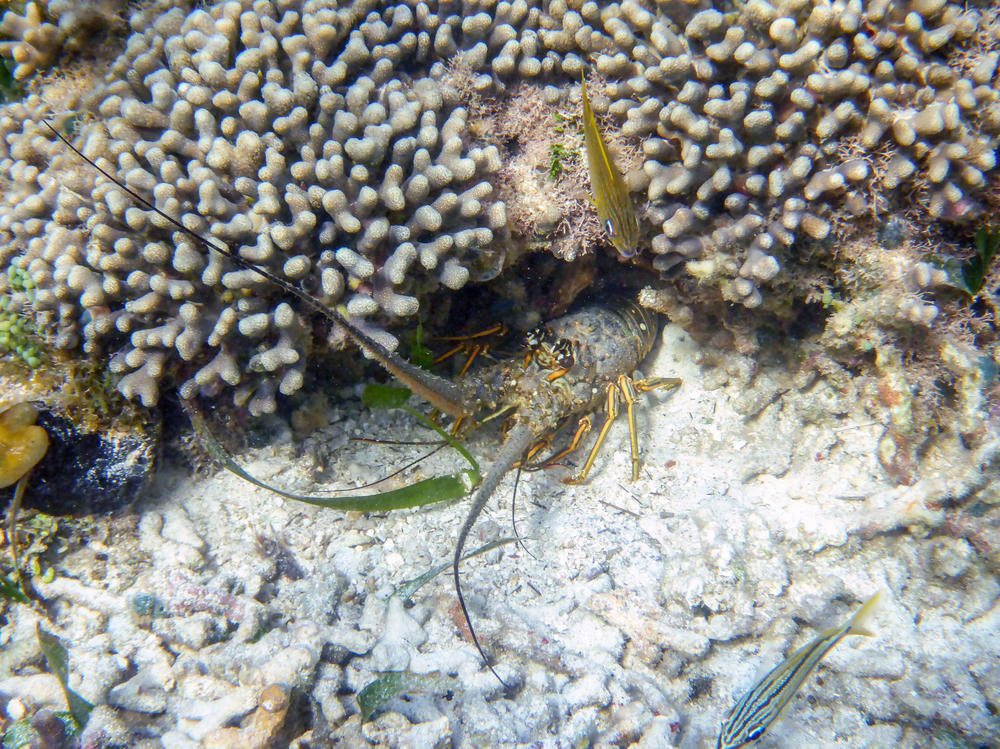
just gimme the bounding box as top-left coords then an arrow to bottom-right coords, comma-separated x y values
0,0 -> 997,414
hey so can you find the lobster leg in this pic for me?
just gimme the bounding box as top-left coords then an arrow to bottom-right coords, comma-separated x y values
433,323 -> 507,375
434,343 -> 485,377
618,376 -> 642,482
566,383 -> 622,485
567,375 -> 682,484
622,376 -> 682,480
522,415 -> 592,470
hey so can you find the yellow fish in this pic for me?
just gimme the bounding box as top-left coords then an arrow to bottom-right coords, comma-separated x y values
718,591 -> 883,748
580,73 -> 640,258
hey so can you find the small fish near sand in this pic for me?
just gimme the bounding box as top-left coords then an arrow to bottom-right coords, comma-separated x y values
717,591 -> 883,748
580,73 -> 640,258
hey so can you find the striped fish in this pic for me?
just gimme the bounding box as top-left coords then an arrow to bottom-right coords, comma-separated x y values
580,73 -> 640,258
717,592 -> 883,748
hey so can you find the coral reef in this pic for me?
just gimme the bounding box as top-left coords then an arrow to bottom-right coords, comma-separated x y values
0,4 -> 998,746
608,0 -> 999,309
0,0 -> 997,416
1,0 -> 520,413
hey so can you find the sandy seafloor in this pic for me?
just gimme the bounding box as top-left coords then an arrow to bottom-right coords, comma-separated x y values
3,322 -> 1000,748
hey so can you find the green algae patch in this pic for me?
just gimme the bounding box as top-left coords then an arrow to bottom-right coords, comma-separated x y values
0,571 -> 26,602
946,225 -> 1000,298
963,226 -> 1000,297
358,671 -> 419,723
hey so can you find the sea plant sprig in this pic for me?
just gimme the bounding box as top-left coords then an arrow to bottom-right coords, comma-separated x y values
947,225 -> 1000,298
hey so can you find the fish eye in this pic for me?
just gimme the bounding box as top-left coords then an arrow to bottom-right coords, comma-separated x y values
604,219 -> 615,236
746,724 -> 766,741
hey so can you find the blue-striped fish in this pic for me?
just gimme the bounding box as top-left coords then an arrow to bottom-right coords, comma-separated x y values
717,592 -> 883,748
580,73 -> 640,258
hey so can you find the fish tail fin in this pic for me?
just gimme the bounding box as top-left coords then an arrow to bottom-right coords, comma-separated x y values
848,590 -> 883,637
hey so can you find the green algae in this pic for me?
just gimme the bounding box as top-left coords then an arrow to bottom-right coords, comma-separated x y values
0,266 -> 44,369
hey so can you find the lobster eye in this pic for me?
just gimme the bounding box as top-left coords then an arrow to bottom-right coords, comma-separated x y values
604,218 -> 615,236
746,724 -> 766,741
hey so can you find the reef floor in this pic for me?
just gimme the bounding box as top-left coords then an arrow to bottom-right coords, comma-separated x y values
2,323 -> 999,748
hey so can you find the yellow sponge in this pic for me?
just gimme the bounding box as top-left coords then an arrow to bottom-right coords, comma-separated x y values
0,403 -> 48,489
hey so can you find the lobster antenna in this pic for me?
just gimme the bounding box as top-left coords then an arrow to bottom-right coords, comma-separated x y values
452,421 -> 534,689
42,119 -> 471,418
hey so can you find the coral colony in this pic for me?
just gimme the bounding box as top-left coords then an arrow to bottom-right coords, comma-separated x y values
0,0 -> 997,414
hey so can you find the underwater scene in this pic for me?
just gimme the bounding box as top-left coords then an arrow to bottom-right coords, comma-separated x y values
0,0 -> 999,746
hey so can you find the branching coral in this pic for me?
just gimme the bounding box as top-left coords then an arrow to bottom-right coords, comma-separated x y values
0,0 -> 997,414
0,0 -> 131,81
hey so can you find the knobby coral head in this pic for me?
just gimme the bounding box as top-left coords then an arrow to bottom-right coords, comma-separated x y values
0,0 -> 998,414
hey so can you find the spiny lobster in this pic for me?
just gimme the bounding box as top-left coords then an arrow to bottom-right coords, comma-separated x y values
45,120 -> 680,686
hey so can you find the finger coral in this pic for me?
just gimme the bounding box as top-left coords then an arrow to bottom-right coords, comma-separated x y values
0,1 -> 130,81
0,0 -> 997,413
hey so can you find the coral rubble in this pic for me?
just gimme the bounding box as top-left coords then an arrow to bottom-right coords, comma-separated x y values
4,335 -> 999,746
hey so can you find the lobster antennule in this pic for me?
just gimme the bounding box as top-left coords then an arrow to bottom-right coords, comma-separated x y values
453,421 -> 534,687
353,338 -> 470,419
42,119 -> 471,419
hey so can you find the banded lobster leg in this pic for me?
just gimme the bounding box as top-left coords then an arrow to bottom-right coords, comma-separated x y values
432,323 -> 508,376
567,374 -> 681,484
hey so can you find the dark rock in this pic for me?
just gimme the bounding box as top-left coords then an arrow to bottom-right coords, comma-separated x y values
21,410 -> 159,515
